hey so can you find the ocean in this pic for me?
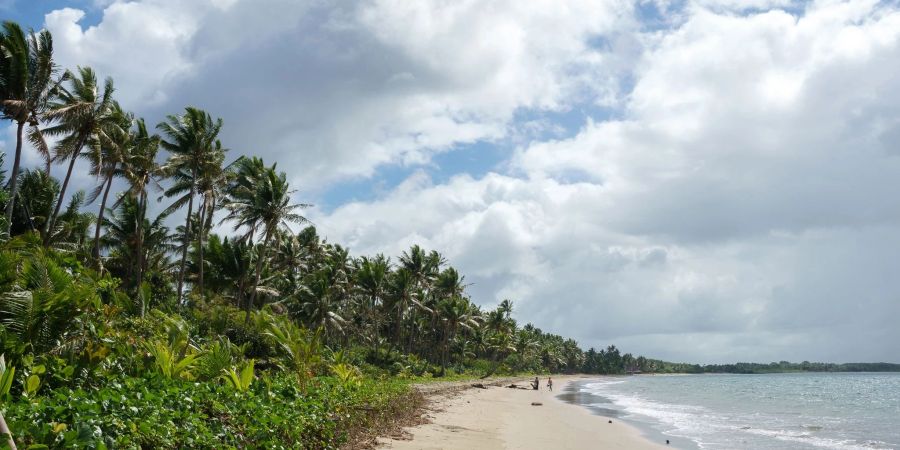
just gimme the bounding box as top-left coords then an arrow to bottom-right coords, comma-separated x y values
562,373 -> 900,449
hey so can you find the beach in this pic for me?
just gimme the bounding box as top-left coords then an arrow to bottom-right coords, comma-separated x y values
378,376 -> 666,450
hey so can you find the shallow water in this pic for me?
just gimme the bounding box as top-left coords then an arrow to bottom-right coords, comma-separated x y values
564,373 -> 900,449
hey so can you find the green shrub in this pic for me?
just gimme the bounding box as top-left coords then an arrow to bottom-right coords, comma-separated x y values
3,374 -> 412,449
221,359 -> 255,392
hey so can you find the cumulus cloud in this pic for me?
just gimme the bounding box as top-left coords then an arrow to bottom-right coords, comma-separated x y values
314,0 -> 900,362
40,0 -> 638,188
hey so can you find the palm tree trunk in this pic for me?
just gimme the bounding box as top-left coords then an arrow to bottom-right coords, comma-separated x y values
136,191 -> 146,317
406,316 -> 416,354
92,172 -> 115,265
197,199 -> 206,299
245,229 -> 272,325
176,172 -> 196,306
248,223 -> 257,245
0,409 -> 16,450
394,303 -> 403,348
44,137 -> 84,245
441,326 -> 449,375
235,275 -> 246,309
4,121 -> 25,236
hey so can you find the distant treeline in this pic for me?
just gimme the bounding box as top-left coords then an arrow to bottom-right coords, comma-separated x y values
555,346 -> 900,376
619,360 -> 900,374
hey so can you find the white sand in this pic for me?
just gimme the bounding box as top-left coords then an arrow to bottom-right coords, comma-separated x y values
378,376 -> 667,449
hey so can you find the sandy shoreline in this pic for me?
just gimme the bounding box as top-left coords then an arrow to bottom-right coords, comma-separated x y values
377,376 -> 667,449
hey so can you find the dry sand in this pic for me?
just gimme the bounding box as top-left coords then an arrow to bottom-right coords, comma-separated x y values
378,376 -> 667,450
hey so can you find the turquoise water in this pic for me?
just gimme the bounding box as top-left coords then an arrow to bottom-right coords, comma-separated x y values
569,373 -> 900,449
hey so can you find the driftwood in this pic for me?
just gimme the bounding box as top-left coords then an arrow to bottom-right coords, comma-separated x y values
471,383 -> 488,389
530,402 -> 543,406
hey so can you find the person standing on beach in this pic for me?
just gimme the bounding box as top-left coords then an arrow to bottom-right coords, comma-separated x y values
548,377 -> 553,391
532,376 -> 539,390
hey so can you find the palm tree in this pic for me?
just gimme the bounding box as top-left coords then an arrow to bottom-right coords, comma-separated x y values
193,141 -> 229,298
204,235 -> 254,305
0,21 -> 58,236
120,118 -> 160,308
51,189 -> 93,254
437,296 -> 476,374
479,303 -> 517,378
227,166 -> 308,323
355,254 -> 390,344
399,245 -> 444,291
100,193 -> 175,315
271,232 -> 309,301
435,267 -> 466,299
88,102 -> 131,264
158,107 -> 223,304
8,169 -> 58,239
384,268 -> 421,349
293,267 -> 347,340
222,156 -> 267,242
40,66 -> 116,245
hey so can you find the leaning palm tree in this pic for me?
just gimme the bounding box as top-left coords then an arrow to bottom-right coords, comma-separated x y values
227,166 -> 309,323
222,156 -> 267,242
158,107 -> 223,304
88,102 -> 132,264
40,66 -> 116,245
193,141 -> 230,298
0,21 -> 59,236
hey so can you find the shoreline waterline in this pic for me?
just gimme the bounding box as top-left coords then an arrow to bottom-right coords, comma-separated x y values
558,377 -> 699,449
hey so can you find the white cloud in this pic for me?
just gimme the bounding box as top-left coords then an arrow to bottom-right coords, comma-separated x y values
40,0 -> 638,188
313,0 -> 900,362
45,3 -> 201,107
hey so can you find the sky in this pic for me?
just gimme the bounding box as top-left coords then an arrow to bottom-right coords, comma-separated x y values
3,0 -> 900,364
